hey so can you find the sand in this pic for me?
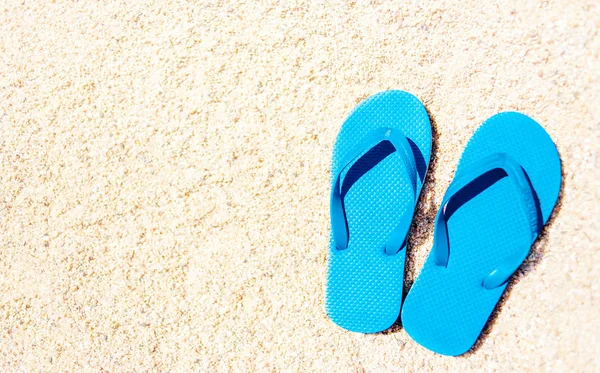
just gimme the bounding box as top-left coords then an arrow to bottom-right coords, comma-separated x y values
1,0 -> 598,371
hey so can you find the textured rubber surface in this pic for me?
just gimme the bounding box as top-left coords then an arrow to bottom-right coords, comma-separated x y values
326,90 -> 432,333
401,112 -> 562,355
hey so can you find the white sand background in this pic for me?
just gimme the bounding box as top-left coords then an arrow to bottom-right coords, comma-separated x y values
1,0 -> 598,371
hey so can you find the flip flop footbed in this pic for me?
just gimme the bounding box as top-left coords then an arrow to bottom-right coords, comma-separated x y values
402,112 -> 561,355
326,90 -> 432,333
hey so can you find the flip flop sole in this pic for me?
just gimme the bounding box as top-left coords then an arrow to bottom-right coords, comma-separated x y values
326,90 -> 432,333
402,112 -> 561,355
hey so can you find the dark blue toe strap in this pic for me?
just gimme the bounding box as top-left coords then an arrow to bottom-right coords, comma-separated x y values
433,153 -> 540,289
331,127 -> 419,255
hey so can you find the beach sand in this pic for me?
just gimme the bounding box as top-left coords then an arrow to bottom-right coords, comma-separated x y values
1,1 -> 598,371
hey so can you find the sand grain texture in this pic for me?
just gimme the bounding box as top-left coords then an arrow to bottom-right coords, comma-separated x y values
0,0 -> 598,371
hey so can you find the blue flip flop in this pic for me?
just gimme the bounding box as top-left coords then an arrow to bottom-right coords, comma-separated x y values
326,90 -> 432,333
401,112 -> 562,355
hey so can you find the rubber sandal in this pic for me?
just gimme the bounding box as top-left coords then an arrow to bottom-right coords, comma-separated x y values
326,90 -> 432,333
401,112 -> 562,355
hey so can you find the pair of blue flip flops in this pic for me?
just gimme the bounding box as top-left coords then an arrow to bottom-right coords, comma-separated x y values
326,90 -> 561,356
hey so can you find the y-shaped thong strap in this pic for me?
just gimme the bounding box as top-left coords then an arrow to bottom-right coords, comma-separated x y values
432,153 -> 540,289
331,127 -> 419,255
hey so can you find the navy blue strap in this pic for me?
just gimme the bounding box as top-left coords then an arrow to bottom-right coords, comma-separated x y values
331,128 -> 418,255
432,153 -> 539,289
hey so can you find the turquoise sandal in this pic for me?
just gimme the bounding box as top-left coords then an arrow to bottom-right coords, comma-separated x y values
401,112 -> 562,355
326,91 -> 432,333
